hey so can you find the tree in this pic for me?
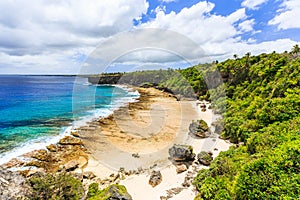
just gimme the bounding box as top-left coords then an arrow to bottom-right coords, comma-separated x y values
291,44 -> 300,54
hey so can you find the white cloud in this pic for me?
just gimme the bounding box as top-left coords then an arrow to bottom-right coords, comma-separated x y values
241,0 -> 269,10
0,0 -> 149,74
268,0 -> 300,29
238,19 -> 255,32
0,0 -> 297,74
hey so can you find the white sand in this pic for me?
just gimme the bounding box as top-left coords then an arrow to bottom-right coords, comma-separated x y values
84,98 -> 232,200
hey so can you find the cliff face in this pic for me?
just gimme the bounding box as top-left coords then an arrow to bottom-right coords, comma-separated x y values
88,74 -> 122,84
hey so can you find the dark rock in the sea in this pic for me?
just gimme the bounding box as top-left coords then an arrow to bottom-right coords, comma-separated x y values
189,119 -> 211,138
197,151 -> 213,166
58,136 -> 83,145
107,184 -> 133,200
0,166 -> 32,199
176,164 -> 188,174
83,171 -> 96,179
149,170 -> 162,187
64,160 -> 79,171
168,144 -> 195,162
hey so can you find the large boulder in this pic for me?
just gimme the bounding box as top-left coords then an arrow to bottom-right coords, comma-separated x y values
168,144 -> 195,162
149,170 -> 162,187
189,119 -> 211,138
197,151 -> 213,166
88,183 -> 132,200
108,185 -> 132,200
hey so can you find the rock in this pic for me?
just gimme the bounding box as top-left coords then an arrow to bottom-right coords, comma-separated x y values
197,151 -> 213,166
58,136 -> 83,145
212,120 -> 224,134
64,160 -> 79,171
176,164 -> 188,174
0,167 -> 32,199
83,171 -> 96,179
149,170 -> 162,187
77,156 -> 88,169
72,171 -> 83,181
46,144 -> 58,152
71,131 -> 80,137
168,144 -> 195,162
201,108 -> 206,112
1,158 -> 24,168
189,119 -> 211,138
200,104 -> 206,108
107,184 -> 132,200
132,153 -> 140,158
31,149 -> 50,161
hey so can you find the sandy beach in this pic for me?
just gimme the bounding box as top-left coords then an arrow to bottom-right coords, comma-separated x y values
79,87 -> 231,199
0,86 -> 231,200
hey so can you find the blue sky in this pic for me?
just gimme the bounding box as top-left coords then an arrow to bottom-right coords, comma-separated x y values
0,0 -> 299,74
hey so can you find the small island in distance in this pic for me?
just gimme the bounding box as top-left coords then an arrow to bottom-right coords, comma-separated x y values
1,46 -> 299,199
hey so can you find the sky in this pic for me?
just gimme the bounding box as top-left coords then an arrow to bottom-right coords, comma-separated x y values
0,0 -> 299,74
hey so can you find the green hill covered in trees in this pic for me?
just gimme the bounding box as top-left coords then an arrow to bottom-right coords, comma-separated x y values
190,47 -> 300,199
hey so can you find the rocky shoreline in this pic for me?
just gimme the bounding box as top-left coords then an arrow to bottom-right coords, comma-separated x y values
0,86 -> 231,199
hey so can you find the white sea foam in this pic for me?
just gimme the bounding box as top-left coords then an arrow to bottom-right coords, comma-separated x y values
0,85 -> 140,166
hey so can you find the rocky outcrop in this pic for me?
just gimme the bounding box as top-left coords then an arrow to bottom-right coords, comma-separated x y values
197,151 -> 213,166
107,184 -> 133,200
189,119 -> 211,138
0,167 -> 32,199
149,170 -> 162,187
58,136 -> 83,145
168,144 -> 195,162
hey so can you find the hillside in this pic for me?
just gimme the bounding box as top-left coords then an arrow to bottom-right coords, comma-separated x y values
191,48 -> 300,199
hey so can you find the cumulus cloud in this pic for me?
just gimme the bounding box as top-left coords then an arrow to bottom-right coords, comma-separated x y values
268,0 -> 300,29
0,0 -> 297,74
0,0 -> 149,74
241,0 -> 269,10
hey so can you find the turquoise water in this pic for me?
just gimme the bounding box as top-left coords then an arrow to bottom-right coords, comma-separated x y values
0,75 -> 138,164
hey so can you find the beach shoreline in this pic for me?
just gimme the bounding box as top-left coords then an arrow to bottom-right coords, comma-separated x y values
1,86 -> 231,200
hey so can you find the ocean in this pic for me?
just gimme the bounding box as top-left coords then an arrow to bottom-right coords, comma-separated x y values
0,75 -> 139,164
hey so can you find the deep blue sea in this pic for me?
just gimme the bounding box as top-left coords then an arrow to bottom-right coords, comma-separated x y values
0,75 -> 138,164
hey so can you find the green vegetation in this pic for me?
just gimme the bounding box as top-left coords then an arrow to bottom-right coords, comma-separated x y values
87,183 -> 132,200
28,172 -> 84,200
192,49 -> 300,199
88,46 -> 300,199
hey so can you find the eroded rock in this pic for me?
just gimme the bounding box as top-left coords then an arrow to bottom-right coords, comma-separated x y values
168,144 -> 195,162
58,136 -> 83,145
149,170 -> 162,187
189,119 -> 211,138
